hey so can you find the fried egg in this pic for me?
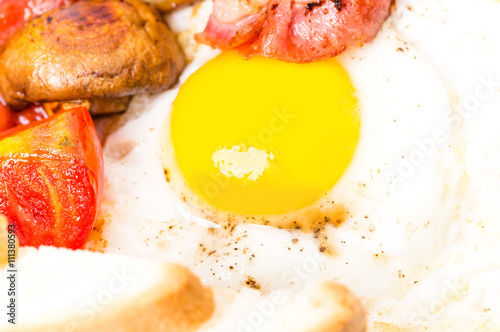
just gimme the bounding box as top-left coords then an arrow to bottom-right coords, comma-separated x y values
87,0 -> 500,330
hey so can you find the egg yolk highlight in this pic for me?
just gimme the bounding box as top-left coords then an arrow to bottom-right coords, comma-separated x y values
171,51 -> 360,215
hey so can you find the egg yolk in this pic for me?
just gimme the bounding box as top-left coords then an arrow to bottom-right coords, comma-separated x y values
171,51 -> 360,215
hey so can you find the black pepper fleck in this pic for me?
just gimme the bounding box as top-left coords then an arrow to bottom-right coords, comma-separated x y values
332,0 -> 342,12
306,1 -> 323,11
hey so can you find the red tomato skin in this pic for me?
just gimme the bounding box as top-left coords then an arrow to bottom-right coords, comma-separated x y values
0,107 -> 103,249
0,101 -> 48,133
13,104 -> 49,126
0,102 -> 15,132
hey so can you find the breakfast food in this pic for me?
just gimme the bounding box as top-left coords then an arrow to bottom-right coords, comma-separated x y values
201,279 -> 367,332
0,244 -> 367,331
170,51 -> 360,221
0,246 -> 215,332
143,0 -> 197,12
0,0 -> 76,46
95,0 -> 500,330
0,0 -> 185,113
1,0 -> 500,331
196,0 -> 392,62
0,107 -> 103,248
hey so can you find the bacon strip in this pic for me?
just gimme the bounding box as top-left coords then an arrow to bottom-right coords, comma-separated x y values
196,10 -> 266,48
196,0 -> 392,62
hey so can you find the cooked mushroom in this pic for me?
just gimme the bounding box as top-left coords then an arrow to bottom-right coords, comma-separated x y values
0,0 -> 185,113
143,0 -> 197,12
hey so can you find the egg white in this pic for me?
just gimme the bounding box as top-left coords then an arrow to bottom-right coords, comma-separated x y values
87,0 -> 500,330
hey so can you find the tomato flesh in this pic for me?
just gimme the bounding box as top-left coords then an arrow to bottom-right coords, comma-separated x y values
0,103 -> 14,132
13,104 -> 49,126
0,107 -> 103,249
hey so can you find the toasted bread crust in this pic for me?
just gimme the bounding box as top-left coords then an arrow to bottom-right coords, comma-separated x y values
306,281 -> 366,332
5,262 -> 213,332
372,322 -> 412,331
81,264 -> 215,332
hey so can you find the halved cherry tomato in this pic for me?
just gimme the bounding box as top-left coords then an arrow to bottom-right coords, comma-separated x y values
0,106 -> 103,249
0,0 -> 76,46
0,102 -> 49,134
0,102 -> 15,132
12,104 -> 49,126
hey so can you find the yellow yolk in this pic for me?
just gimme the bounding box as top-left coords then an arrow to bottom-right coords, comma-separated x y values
171,51 -> 360,215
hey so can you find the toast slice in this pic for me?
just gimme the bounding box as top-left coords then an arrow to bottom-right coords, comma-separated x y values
0,246 -> 214,332
278,281 -> 367,332
0,220 -> 364,332
201,280 -> 366,332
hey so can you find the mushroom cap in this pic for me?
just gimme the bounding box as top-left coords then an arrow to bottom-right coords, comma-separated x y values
0,0 -> 185,110
143,0 -> 197,13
